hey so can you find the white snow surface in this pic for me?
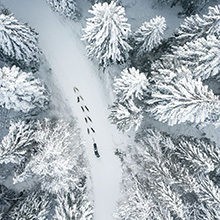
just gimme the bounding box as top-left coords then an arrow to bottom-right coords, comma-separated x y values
1,0 -> 128,219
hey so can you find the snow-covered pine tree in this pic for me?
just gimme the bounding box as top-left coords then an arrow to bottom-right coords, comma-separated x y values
194,174 -> 220,218
0,120 -> 35,165
82,1 -> 131,67
8,190 -> 49,220
0,66 -> 48,113
172,137 -> 220,218
115,172 -> 174,220
13,119 -> 86,193
171,35 -> 220,80
109,100 -> 143,132
46,0 -> 79,19
116,130 -> 187,219
150,6 -> 220,82
173,136 -> 220,174
0,14 -> 40,70
175,5 -> 220,44
116,128 -> 220,219
113,67 -> 149,103
134,16 -> 166,53
54,185 -> 93,220
146,68 -> 220,126
109,67 -> 149,132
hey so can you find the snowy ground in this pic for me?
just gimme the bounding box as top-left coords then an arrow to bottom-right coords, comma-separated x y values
1,0 -> 186,219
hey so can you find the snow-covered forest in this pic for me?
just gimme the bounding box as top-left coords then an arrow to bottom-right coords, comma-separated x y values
0,0 -> 219,219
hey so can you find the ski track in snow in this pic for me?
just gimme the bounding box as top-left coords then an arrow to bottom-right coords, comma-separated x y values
2,0 -> 127,219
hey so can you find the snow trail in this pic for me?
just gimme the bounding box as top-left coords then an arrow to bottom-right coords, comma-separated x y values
2,0 -> 124,219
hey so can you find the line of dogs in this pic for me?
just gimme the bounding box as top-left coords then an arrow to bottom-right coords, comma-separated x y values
73,87 -> 100,158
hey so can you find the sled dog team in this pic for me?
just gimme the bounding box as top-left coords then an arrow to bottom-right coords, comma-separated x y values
73,87 -> 100,158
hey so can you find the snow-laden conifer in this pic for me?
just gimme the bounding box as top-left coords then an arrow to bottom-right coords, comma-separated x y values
176,5 -> 220,43
135,16 -> 166,53
0,14 -> 40,69
116,128 -> 220,219
172,35 -> 220,80
0,120 -> 35,165
174,136 -> 220,173
8,190 -> 49,220
113,67 -> 149,102
0,66 -> 48,113
116,129 -> 187,219
54,185 -> 93,220
109,100 -> 143,132
109,67 -> 149,132
146,69 -> 220,126
195,175 -> 220,213
46,0 -> 79,19
82,1 -> 131,67
14,119 -> 86,193
115,173 -> 174,220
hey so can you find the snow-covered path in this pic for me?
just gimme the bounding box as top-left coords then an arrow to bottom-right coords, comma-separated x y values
2,0 -> 124,219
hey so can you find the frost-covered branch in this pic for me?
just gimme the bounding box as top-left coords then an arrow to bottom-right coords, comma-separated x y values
171,35 -> 220,80
0,13 -> 40,69
55,184 -> 93,220
8,190 -> 49,220
176,5 -> 220,43
0,66 -> 48,113
0,120 -> 35,165
109,100 -> 143,132
116,128 -> 220,219
135,16 -> 166,53
146,70 -> 220,126
174,137 -> 220,173
113,67 -> 149,102
14,119 -> 86,193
